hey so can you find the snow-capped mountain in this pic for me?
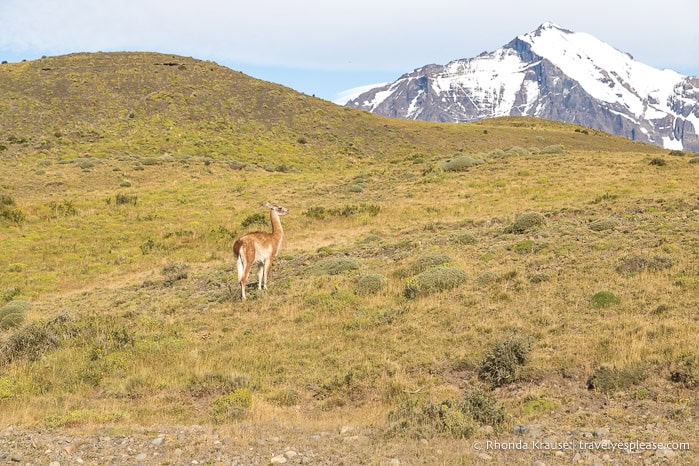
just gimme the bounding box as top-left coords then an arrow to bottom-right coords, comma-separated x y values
345,22 -> 699,151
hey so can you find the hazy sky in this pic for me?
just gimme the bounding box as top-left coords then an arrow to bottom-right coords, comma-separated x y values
1,0 -> 698,102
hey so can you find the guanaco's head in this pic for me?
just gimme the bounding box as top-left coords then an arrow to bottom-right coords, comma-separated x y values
265,201 -> 289,216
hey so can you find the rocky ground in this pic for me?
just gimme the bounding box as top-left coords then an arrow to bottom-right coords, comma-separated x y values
0,421 -> 694,466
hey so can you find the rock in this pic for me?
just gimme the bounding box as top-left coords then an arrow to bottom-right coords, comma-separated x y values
340,425 -> 354,435
151,436 -> 165,446
388,459 -> 401,466
532,461 -> 546,466
48,462 -> 59,466
477,453 -> 492,461
270,455 -> 287,464
75,458 -> 84,464
513,424 -> 528,434
593,427 -> 609,438
309,435 -> 321,441
174,448 -> 183,456
135,453 -> 147,461
284,450 -> 298,459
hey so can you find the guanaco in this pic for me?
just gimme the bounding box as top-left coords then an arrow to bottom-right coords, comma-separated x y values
233,202 -> 289,300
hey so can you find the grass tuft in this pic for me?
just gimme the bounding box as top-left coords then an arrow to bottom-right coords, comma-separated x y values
307,257 -> 360,276
590,291 -> 620,308
403,267 -> 467,299
0,300 -> 30,331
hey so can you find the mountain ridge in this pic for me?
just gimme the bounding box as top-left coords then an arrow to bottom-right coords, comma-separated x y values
345,22 -> 699,151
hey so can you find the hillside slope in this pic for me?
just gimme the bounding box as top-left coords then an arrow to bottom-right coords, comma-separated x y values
1,52 -> 697,465
0,51 -> 654,166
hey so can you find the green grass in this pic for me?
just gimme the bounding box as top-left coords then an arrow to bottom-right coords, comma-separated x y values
0,52 -> 697,456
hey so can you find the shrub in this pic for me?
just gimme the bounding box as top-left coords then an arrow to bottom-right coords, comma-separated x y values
387,391 -> 505,439
649,157 -> 666,166
689,156 -> 699,164
475,271 -> 498,287
540,145 -> 565,154
240,212 -> 268,228
348,184 -> 364,193
268,388 -> 300,406
387,398 -> 475,439
48,200 -> 78,217
0,300 -> 30,331
355,273 -> 388,295
304,204 -> 380,220
0,194 -> 25,224
616,255 -> 673,274
307,257 -> 360,275
114,193 -> 137,206
0,314 -> 75,365
396,253 -> 452,278
505,211 -> 546,234
0,376 -> 15,400
589,217 -> 618,231
478,337 -> 532,387
587,365 -> 646,393
210,388 -> 252,422
504,146 -> 529,156
670,354 -> 698,388
161,263 -> 189,286
453,232 -> 477,245
668,150 -> 685,156
591,291 -> 620,308
403,266 -> 467,299
188,373 -> 251,398
441,156 -> 484,172
464,390 -> 506,427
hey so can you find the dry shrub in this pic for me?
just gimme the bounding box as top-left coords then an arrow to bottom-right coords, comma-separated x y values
478,337 -> 532,387
403,267 -> 467,299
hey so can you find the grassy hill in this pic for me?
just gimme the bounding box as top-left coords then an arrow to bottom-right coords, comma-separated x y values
1,52 -> 697,464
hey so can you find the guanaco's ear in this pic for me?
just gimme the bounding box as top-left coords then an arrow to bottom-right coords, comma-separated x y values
264,201 -> 273,209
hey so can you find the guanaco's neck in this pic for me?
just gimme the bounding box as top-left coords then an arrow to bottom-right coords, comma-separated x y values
270,210 -> 284,242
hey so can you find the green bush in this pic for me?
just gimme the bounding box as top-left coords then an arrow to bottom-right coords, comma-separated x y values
478,337 -> 532,387
506,211 -> 546,233
689,156 -> 699,164
587,365 -> 646,393
403,266 -> 467,299
441,156 -> 484,172
464,390 -> 506,427
396,253 -> 452,278
591,291 -> 620,308
0,300 -> 30,331
649,157 -> 666,166
589,217 -> 618,231
210,388 -> 252,422
307,257 -> 360,276
355,273 -> 388,295
240,212 -> 268,228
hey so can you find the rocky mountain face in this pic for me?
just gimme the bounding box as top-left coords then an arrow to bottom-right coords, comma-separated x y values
345,23 -> 699,151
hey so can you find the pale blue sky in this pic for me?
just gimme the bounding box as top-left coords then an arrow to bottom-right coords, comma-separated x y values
1,0 -> 698,102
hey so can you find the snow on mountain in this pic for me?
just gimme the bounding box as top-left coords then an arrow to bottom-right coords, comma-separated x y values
345,22 -> 699,151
